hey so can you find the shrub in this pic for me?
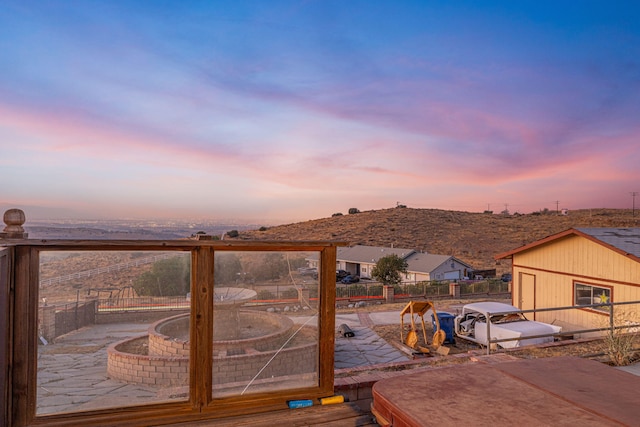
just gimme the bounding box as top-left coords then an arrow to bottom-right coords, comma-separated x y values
347,284 -> 367,297
226,230 -> 239,238
133,257 -> 190,296
245,253 -> 288,281
214,253 -> 242,284
336,287 -> 349,298
256,290 -> 275,300
405,283 -> 425,296
332,212 -> 343,217
258,226 -> 268,231
368,284 -> 383,296
602,310 -> 640,366
348,208 -> 360,214
281,288 -> 299,299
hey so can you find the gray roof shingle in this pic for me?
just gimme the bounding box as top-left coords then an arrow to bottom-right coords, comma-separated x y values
405,252 -> 453,273
337,245 -> 415,264
576,228 -> 640,258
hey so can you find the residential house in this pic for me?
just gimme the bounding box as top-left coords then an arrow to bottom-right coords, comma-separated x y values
308,245 -> 472,282
405,252 -> 472,281
495,228 -> 640,335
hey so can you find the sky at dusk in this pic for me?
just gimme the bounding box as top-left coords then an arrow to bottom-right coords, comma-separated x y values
1,1 -> 639,223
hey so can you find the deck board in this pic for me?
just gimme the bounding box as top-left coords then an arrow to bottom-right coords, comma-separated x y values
164,402 -> 377,426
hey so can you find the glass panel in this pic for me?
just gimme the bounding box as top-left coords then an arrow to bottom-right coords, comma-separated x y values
37,251 -> 191,415
575,283 -> 611,312
592,287 -> 611,312
575,283 -> 592,306
212,251 -> 320,398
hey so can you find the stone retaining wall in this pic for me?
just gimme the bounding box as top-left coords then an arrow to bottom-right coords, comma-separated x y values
212,341 -> 317,385
107,330 -> 318,387
107,338 -> 189,387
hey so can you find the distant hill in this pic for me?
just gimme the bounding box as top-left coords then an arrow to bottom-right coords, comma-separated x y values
235,208 -> 640,274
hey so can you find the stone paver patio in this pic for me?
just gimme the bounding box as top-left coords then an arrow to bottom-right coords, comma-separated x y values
37,312 -> 407,414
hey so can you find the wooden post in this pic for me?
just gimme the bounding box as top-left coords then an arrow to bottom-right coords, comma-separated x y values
1,208 -> 28,239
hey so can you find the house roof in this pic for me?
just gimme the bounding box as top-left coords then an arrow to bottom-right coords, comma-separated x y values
337,245 -> 415,264
405,252 -> 471,273
576,228 -> 640,258
495,227 -> 640,263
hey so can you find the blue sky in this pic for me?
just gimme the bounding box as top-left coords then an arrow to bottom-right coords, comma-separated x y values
1,1 -> 639,223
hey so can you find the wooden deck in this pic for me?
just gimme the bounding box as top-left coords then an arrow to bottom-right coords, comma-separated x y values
166,402 -> 377,426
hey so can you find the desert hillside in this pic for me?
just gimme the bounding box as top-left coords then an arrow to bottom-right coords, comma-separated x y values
235,208 -> 639,274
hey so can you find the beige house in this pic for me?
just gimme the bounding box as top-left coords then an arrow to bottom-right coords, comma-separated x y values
496,228 -> 640,335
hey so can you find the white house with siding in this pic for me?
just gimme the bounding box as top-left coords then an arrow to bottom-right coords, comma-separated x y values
307,245 -> 472,282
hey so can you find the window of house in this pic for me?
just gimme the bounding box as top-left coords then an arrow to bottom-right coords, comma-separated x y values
574,283 -> 611,312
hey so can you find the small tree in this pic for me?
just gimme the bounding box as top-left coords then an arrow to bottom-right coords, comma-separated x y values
348,208 -> 360,214
372,254 -> 408,286
214,253 -> 242,284
133,257 -> 190,296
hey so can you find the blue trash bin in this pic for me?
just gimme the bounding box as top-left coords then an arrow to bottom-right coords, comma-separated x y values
432,312 -> 455,344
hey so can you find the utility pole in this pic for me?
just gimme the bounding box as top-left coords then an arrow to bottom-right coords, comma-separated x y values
554,200 -> 560,215
632,192 -> 638,217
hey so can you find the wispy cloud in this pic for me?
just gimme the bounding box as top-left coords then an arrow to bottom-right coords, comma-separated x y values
1,1 -> 639,220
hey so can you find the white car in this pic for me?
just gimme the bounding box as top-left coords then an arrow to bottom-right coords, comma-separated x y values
454,302 -> 561,349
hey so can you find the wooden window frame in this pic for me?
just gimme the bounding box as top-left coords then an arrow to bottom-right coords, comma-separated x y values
4,240 -> 340,427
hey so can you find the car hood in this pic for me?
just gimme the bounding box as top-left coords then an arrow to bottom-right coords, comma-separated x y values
495,321 -> 562,335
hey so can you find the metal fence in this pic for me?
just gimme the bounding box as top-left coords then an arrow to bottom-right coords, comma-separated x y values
90,279 -> 510,310
483,300 -> 640,355
39,300 -> 97,342
96,295 -> 190,312
336,279 -> 509,300
459,279 -> 509,295
397,281 -> 452,297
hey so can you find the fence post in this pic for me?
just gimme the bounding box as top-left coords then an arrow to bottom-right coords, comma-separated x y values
383,285 -> 394,303
486,312 -> 492,355
449,282 -> 460,298
40,305 -> 56,342
609,302 -> 614,335
298,287 -> 311,308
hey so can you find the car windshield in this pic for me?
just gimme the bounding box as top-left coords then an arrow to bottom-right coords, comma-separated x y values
491,312 -> 526,323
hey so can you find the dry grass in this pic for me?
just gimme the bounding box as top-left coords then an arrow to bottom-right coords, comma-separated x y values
237,207 -> 639,273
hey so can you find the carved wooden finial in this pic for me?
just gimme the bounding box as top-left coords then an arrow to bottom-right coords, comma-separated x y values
2,208 -> 28,239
